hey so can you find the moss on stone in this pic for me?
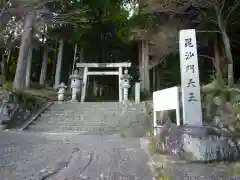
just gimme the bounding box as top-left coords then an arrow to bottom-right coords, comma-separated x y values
1,90 -> 51,129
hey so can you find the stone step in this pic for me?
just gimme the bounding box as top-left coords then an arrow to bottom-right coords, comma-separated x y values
31,121 -> 125,128
51,102 -> 122,107
30,119 -> 121,126
27,125 -> 122,134
46,108 -> 146,113
42,113 -> 145,119
26,102 -> 147,134
35,115 -> 144,124
36,115 -> 144,123
39,112 -> 136,118
50,102 -> 146,109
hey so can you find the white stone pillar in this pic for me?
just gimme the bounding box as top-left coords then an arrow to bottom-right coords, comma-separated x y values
81,67 -> 88,102
118,67 -> 123,102
140,40 -> 145,91
135,82 -> 140,104
71,88 -> 77,101
123,87 -> 128,101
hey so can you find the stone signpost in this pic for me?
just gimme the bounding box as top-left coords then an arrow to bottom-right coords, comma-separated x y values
179,29 -> 202,125
151,29 -> 240,163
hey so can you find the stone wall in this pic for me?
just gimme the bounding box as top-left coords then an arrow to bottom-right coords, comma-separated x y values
0,91 -> 48,129
150,87 -> 240,163
202,88 -> 240,136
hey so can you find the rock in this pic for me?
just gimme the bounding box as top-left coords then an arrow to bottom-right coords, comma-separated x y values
0,91 -> 47,129
213,116 -> 221,125
214,96 -> 223,106
203,94 -> 215,121
226,102 -> 234,113
230,92 -> 240,104
156,123 -> 240,162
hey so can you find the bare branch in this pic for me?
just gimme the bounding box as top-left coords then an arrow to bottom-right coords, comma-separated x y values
197,8 -> 218,25
196,30 -> 221,33
198,54 -> 214,60
224,0 -> 240,28
0,0 -> 11,18
149,54 -> 166,69
219,0 -> 226,15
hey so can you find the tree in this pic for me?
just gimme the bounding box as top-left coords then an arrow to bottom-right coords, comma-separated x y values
25,46 -> 32,87
39,43 -> 48,85
0,0 -> 134,91
13,10 -> 36,90
54,39 -> 63,89
139,0 -> 240,86
196,0 -> 240,86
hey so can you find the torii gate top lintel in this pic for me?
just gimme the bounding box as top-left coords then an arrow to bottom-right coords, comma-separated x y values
76,62 -> 131,68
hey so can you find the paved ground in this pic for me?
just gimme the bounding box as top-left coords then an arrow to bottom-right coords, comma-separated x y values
2,130 -> 240,180
3,101 -> 240,180
0,131 -> 153,180
151,152 -> 240,180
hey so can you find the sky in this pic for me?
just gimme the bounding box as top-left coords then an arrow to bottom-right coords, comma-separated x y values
123,2 -> 139,19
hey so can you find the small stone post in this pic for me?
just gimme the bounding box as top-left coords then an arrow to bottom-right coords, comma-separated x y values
70,69 -> 82,101
57,82 -> 67,101
135,82 -> 140,104
120,69 -> 131,102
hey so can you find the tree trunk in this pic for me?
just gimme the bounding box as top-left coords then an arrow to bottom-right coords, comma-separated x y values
13,11 -> 35,91
25,46 -> 32,88
156,69 -> 160,90
54,39 -> 64,89
50,40 -> 58,85
213,37 -> 223,82
80,48 -> 84,62
1,48 -> 11,88
1,54 -> 6,87
67,64 -> 72,91
39,45 -> 48,85
138,41 -> 144,91
215,6 -> 234,86
222,31 -> 234,86
79,48 -> 84,76
144,40 -> 150,92
72,44 -> 78,74
153,66 -> 156,91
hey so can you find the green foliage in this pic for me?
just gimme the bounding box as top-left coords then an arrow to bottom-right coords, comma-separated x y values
7,56 -> 17,81
128,11 -> 149,29
46,0 -> 132,44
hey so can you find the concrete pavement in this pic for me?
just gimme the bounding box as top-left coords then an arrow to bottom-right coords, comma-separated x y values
0,131 -> 153,180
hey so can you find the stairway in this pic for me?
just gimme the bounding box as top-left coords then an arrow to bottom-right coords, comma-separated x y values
26,102 -> 149,136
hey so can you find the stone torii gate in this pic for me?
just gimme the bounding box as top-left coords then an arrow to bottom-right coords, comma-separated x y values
76,62 -> 131,102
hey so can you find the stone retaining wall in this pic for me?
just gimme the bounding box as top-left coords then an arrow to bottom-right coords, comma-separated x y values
0,91 -> 48,130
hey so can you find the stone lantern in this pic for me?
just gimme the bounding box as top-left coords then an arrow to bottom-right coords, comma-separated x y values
57,82 -> 67,101
69,69 -> 82,101
120,69 -> 132,101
